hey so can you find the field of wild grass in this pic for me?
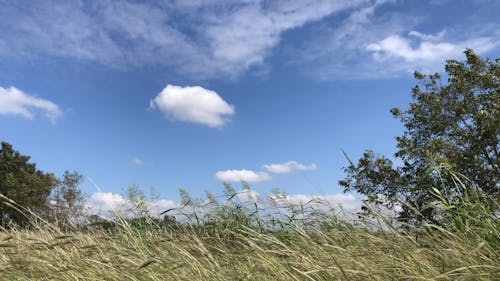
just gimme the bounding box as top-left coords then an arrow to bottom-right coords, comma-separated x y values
0,185 -> 498,281
0,221 -> 497,280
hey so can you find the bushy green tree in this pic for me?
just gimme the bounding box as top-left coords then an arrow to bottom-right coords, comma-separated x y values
0,142 -> 58,226
340,49 -> 499,224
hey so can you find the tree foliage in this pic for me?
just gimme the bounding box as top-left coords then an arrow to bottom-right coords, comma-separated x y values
0,142 -> 58,226
50,170 -> 86,226
340,49 -> 499,224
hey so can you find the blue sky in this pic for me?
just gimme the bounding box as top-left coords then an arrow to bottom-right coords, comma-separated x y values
0,0 -> 499,212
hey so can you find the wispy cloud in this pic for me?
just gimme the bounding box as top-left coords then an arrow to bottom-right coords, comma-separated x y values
0,0 -> 364,79
1,1 -> 497,80
203,0 -> 364,75
131,157 -> 143,166
130,157 -> 154,167
366,32 -> 498,72
289,0 -> 500,79
0,86 -> 62,124
263,161 -> 317,174
150,84 -> 235,128
215,169 -> 271,183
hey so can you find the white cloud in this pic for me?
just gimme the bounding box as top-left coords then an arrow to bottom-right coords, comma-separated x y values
204,0 -> 363,73
270,193 -> 363,212
367,33 -> 498,63
131,157 -> 155,167
0,86 -> 62,124
408,30 -> 446,41
148,199 -> 180,216
131,157 -> 143,166
2,1 -> 498,80
87,192 -> 179,218
236,189 -> 261,202
286,0 -> 416,79
86,190 -> 363,219
150,84 -> 235,128
215,169 -> 271,183
263,161 -> 317,174
87,192 -> 127,215
288,0 -> 500,80
0,0 -> 364,79
216,161 -> 317,184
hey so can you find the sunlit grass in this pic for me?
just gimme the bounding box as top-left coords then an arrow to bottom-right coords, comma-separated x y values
0,218 -> 497,280
0,183 -> 498,281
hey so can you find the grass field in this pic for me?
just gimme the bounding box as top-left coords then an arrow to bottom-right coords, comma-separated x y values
0,188 -> 498,281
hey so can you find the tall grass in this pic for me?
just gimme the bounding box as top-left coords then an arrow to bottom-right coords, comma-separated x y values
0,173 -> 498,280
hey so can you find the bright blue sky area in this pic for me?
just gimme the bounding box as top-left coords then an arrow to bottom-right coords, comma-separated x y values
0,0 -> 498,208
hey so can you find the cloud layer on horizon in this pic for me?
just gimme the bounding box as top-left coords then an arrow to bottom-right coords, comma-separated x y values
87,192 -> 178,218
86,190 -> 363,218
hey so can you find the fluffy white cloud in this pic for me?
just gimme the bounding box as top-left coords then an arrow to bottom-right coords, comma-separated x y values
87,192 -> 127,215
263,161 -> 317,174
150,84 -> 235,128
87,192 -> 178,217
0,86 -> 62,124
216,161 -> 317,184
148,199 -> 179,216
215,169 -> 271,183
